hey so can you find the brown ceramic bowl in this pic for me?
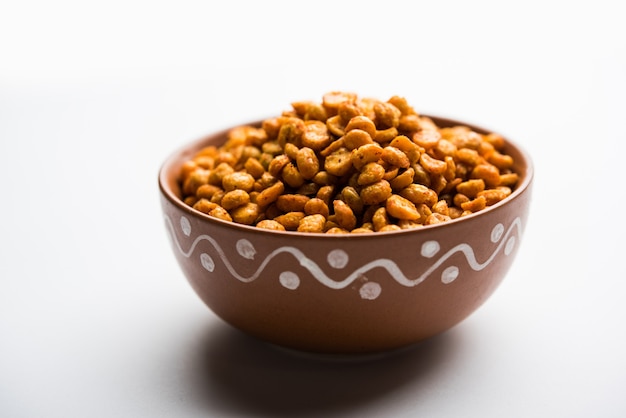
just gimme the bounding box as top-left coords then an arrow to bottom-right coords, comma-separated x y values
159,116 -> 533,355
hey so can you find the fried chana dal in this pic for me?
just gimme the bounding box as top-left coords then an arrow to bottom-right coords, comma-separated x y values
179,92 -> 518,233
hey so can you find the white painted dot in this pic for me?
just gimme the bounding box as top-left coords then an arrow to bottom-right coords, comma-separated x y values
200,253 -> 215,272
180,216 -> 191,236
236,239 -> 256,260
505,236 -> 516,255
327,249 -> 349,269
279,271 -> 300,290
491,223 -> 504,243
441,266 -> 459,284
421,241 -> 440,258
359,282 -> 382,300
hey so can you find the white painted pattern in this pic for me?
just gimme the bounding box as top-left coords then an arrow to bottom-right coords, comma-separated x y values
200,253 -> 215,272
441,266 -> 460,284
327,249 -> 349,269
180,216 -> 191,236
279,271 -> 300,290
491,223 -> 505,243
359,282 -> 382,300
421,240 -> 440,258
164,215 -> 522,300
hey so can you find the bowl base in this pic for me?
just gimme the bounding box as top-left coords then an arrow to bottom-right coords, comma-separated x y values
264,341 -> 422,363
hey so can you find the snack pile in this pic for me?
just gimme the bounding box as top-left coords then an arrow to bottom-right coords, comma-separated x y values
179,92 -> 518,233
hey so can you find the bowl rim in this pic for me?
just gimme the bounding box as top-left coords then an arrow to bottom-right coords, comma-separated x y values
158,115 -> 534,240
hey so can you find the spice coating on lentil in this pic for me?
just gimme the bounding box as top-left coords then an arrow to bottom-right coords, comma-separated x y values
179,92 -> 519,233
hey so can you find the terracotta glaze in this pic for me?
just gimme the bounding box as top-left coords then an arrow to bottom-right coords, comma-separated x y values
159,116 -> 533,354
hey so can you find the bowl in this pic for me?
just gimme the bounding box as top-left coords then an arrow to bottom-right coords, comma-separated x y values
158,116 -> 533,355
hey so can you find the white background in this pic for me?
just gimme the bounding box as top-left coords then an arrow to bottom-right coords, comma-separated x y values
1,1 -> 625,417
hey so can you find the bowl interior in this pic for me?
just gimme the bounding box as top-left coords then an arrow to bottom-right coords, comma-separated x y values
159,115 -> 533,236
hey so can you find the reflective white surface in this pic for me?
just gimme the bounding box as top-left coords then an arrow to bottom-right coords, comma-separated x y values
1,1 -> 625,417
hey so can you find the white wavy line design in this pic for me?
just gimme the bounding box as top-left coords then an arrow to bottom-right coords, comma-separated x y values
164,215 -> 521,289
